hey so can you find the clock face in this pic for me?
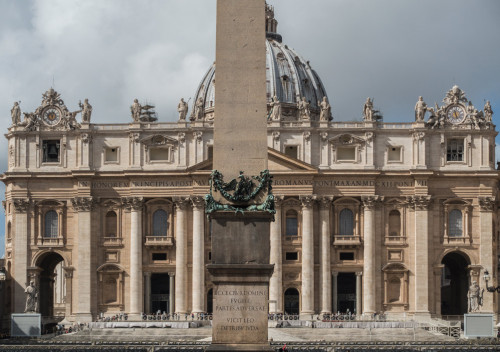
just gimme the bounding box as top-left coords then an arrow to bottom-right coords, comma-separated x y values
42,107 -> 62,126
446,105 -> 465,124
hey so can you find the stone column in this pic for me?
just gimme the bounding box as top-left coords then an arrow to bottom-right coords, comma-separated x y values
433,265 -> 444,315
332,272 -> 338,313
191,196 -> 205,313
169,273 -> 175,315
72,196 -> 95,322
144,272 -> 151,315
361,196 -> 379,315
300,195 -> 315,318
478,196 -> 496,313
12,198 -> 30,313
63,267 -> 74,317
319,197 -> 332,314
127,197 -> 144,319
356,272 -> 362,315
410,195 -> 431,317
269,196 -> 283,314
174,197 -> 189,314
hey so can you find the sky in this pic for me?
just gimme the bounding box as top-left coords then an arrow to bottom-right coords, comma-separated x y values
0,0 -> 499,257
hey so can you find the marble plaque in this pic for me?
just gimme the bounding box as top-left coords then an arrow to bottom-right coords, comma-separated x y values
213,283 -> 269,344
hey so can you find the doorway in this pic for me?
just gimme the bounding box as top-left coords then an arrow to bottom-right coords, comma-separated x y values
337,272 -> 356,313
150,273 -> 170,314
284,288 -> 299,314
38,252 -> 65,317
441,252 -> 469,315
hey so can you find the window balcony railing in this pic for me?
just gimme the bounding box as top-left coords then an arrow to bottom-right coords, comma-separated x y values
284,235 -> 301,242
37,236 -> 64,247
384,236 -> 407,245
443,235 -> 470,245
103,237 -> 123,246
145,235 -> 174,247
333,235 -> 361,246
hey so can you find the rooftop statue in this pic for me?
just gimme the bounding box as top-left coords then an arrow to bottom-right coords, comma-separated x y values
177,98 -> 189,121
131,99 -> 141,122
319,96 -> 332,121
297,96 -> 310,120
79,99 -> 92,123
363,97 -> 374,121
443,85 -> 467,105
191,97 -> 204,121
269,96 -> 281,121
484,100 -> 493,122
414,96 -> 427,122
11,101 -> 21,126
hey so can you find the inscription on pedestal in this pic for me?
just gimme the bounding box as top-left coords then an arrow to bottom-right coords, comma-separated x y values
213,283 -> 268,344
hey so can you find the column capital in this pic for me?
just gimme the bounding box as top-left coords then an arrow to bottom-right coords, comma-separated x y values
332,271 -> 339,277
143,271 -> 152,278
274,195 -> 284,208
406,195 -> 432,210
361,195 -> 382,210
318,196 -> 333,210
121,196 -> 144,211
478,196 -> 496,212
63,266 -> 75,279
300,195 -> 316,208
72,196 -> 96,211
168,272 -> 175,277
13,198 -> 31,213
190,196 -> 205,210
355,271 -> 363,276
173,197 -> 190,210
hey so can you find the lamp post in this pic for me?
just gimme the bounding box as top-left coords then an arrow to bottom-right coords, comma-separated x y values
482,270 -> 500,293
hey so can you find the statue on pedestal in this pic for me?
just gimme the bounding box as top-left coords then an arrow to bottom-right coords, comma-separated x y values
269,96 -> 281,121
79,99 -> 92,123
131,99 -> 141,122
319,96 -> 331,121
467,281 -> 482,312
24,280 -> 38,313
177,98 -> 189,121
484,100 -> 493,122
363,97 -> 374,121
297,96 -> 310,120
11,102 -> 21,125
414,96 -> 427,122
192,97 -> 204,121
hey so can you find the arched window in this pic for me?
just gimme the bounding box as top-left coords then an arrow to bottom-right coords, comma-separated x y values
448,209 -> 463,237
44,210 -> 58,238
153,209 -> 169,236
339,208 -> 354,236
388,210 -> 401,237
285,210 -> 298,236
105,211 -> 117,237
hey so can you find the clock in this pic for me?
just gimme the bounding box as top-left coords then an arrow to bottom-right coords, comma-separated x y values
446,105 -> 465,124
42,107 -> 62,126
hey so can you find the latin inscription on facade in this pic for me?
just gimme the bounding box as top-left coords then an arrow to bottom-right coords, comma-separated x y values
212,284 -> 268,344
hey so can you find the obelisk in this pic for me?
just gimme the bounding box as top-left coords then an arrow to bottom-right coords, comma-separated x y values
207,1 -> 274,351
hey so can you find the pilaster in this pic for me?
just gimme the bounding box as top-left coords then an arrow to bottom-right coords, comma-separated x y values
12,198 -> 30,313
174,197 -> 189,314
299,195 -> 315,318
269,195 -> 283,313
191,196 -> 205,313
319,196 -> 332,314
478,196 -> 496,313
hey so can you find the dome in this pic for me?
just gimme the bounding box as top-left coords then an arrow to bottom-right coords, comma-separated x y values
190,4 -> 329,121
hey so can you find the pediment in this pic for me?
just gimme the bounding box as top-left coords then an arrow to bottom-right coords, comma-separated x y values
328,133 -> 366,145
187,148 -> 317,173
140,134 -> 178,146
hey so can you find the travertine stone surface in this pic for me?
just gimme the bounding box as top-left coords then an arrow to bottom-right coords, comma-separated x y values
213,0 -> 267,182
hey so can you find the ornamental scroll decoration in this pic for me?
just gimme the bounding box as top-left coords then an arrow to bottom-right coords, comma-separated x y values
204,169 -> 275,219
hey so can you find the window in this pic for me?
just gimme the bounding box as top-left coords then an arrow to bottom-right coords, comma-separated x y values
153,209 -> 169,236
388,210 -> 401,237
388,278 -> 401,303
339,208 -> 354,236
337,147 -> 356,161
284,145 -> 298,159
7,222 -> 11,240
44,210 -> 58,238
152,253 -> 167,261
446,139 -> 464,162
105,147 -> 118,162
388,146 -> 402,162
285,252 -> 298,261
339,252 -> 354,261
448,209 -> 463,237
150,147 -> 170,161
207,146 -> 213,160
42,140 -> 60,163
105,211 -> 117,237
285,210 -> 298,236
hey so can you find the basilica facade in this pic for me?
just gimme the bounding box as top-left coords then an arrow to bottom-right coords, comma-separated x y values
2,5 -> 499,323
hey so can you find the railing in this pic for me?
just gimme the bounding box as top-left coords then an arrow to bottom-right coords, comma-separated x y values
333,235 -> 362,245
284,235 -> 302,242
384,236 -> 407,245
379,123 -> 414,129
37,237 -> 64,246
145,235 -> 174,246
103,237 -> 123,246
443,235 -> 470,244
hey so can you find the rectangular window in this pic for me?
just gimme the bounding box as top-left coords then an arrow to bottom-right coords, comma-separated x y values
337,147 -> 356,161
152,253 -> 167,261
339,252 -> 354,261
285,252 -> 298,261
387,146 -> 402,162
42,140 -> 60,163
284,145 -> 298,159
105,147 -> 118,162
207,145 -> 213,160
150,147 -> 170,161
285,217 -> 298,236
446,139 -> 464,162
